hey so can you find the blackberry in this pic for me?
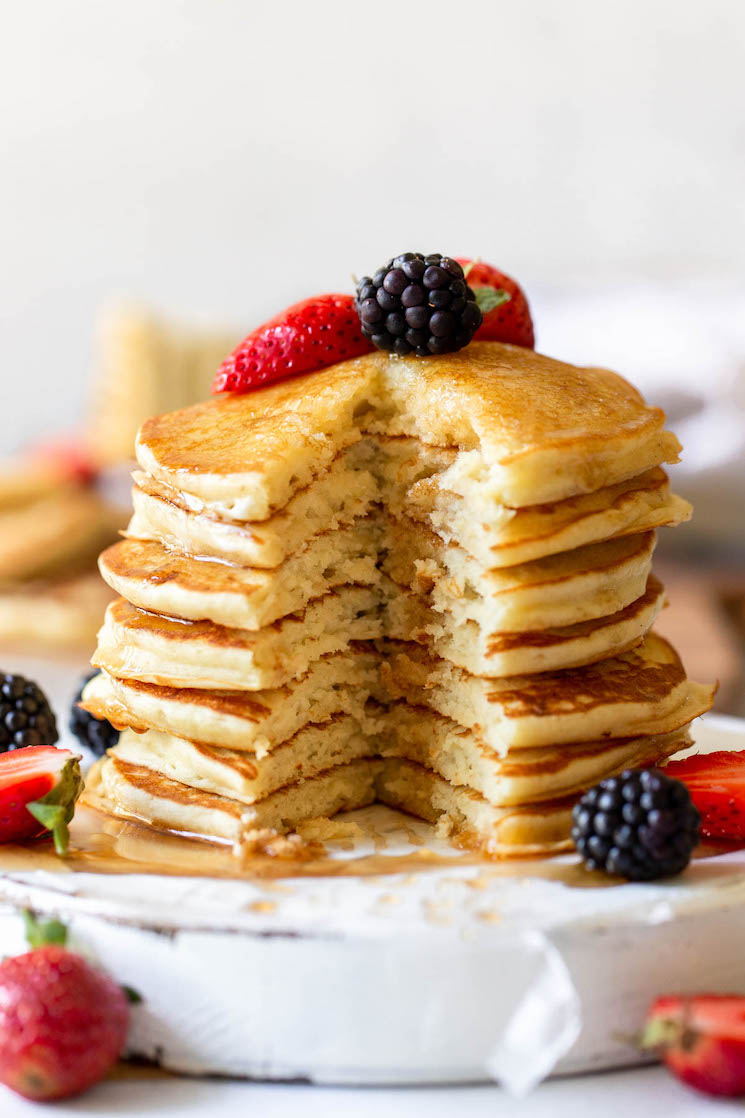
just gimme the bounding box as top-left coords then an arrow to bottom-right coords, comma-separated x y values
572,768 -> 700,881
69,671 -> 119,756
0,673 -> 58,751
355,253 -> 483,357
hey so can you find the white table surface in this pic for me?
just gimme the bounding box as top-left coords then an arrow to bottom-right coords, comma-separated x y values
2,1065 -> 743,1116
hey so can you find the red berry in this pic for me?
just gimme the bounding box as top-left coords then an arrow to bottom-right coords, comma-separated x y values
0,746 -> 83,854
30,438 -> 99,485
456,258 -> 535,349
0,945 -> 129,1100
212,294 -> 374,395
664,750 -> 745,842
641,995 -> 745,1098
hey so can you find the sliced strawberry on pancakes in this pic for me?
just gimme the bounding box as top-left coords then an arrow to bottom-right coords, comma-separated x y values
665,750 -> 745,841
0,746 -> 83,854
212,294 -> 374,394
456,258 -> 535,349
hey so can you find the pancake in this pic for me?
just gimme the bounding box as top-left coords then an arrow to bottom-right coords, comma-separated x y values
385,574 -> 665,677
131,434 -> 689,574
0,486 -> 122,583
383,632 -> 715,752
128,443 -> 377,568
0,458 -> 74,510
91,754 -> 379,844
82,646 -> 380,755
93,589 -> 382,690
383,520 -> 656,632
397,464 -> 691,568
135,343 -> 681,517
99,521 -> 380,630
381,706 -> 691,806
376,759 -> 574,858
104,517 -> 654,636
0,570 -> 114,649
111,711 -> 382,805
106,709 -> 687,820
136,359 -> 373,520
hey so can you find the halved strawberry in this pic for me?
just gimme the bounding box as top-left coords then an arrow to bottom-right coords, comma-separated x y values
456,258 -> 535,349
640,995 -> 745,1097
0,747 -> 83,855
664,750 -> 745,841
212,294 -> 374,394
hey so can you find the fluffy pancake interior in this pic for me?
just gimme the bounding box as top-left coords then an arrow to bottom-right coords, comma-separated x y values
99,520 -> 380,631
112,708 -> 383,804
83,646 -> 380,755
94,754 -> 379,844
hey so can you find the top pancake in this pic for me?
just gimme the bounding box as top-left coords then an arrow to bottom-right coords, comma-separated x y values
136,343 -> 681,515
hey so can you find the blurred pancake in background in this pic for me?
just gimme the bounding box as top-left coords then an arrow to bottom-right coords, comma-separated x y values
87,301 -> 240,466
0,447 -> 123,651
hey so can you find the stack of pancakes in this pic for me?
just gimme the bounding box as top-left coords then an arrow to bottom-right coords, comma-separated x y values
82,343 -> 715,856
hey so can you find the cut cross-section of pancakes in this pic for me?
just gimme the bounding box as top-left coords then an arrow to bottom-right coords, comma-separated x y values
83,647 -> 380,756
92,754 -> 380,845
93,589 -> 382,690
99,521 -> 381,630
382,519 -> 657,632
111,710 -> 384,805
82,342 -> 714,856
382,632 -> 715,753
384,574 -> 667,676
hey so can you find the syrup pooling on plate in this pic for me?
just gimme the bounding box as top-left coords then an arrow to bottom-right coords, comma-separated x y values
0,802 -> 735,887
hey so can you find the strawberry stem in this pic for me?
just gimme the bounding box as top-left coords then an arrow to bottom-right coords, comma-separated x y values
23,909 -> 68,949
473,286 -> 511,314
639,1015 -> 686,1052
26,756 -> 84,856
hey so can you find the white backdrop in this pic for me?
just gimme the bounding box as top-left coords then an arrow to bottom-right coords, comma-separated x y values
1,0 -> 744,452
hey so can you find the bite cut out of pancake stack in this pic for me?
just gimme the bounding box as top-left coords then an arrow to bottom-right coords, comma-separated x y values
82,342 -> 715,856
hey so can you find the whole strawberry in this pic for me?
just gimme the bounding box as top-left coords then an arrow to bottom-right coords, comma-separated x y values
456,258 -> 535,349
0,914 -> 130,1100
641,995 -> 745,1097
212,293 -> 374,394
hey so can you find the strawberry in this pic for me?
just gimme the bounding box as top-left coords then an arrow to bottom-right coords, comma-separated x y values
0,746 -> 83,855
456,258 -> 535,348
212,294 -> 374,394
664,750 -> 745,841
0,912 -> 130,1100
640,995 -> 745,1097
29,437 -> 99,485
